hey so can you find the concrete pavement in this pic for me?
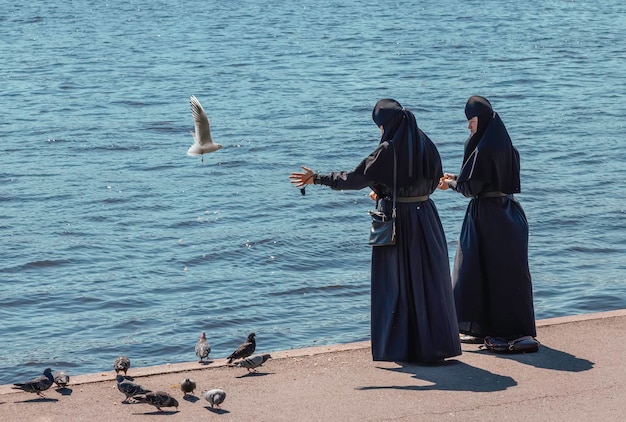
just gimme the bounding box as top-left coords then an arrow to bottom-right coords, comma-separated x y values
1,309 -> 625,421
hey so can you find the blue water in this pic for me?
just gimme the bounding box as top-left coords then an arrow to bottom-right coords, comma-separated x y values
1,0 -> 625,385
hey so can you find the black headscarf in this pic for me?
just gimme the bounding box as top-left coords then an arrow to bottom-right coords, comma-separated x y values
458,96 -> 521,193
362,99 -> 442,189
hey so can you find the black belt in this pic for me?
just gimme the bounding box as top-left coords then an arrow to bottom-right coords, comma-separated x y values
395,195 -> 430,203
476,192 -> 508,199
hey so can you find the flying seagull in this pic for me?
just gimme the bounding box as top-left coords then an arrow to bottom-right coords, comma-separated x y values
187,95 -> 223,162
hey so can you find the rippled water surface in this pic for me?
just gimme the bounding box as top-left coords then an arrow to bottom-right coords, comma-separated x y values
1,0 -> 625,384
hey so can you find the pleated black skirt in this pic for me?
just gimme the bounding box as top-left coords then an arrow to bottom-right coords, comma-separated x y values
370,198 -> 462,362
453,195 -> 536,339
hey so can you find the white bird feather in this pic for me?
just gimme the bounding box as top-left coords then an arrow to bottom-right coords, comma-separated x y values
187,95 -> 223,161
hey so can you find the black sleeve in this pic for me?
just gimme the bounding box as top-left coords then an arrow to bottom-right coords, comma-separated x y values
315,170 -> 373,191
452,179 -> 486,198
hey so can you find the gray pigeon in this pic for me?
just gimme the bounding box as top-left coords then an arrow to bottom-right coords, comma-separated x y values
116,374 -> 151,403
53,370 -> 70,388
195,331 -> 211,363
231,353 -> 272,372
133,391 -> 179,412
113,356 -> 130,375
180,378 -> 196,396
12,368 -> 54,397
226,332 -> 256,364
203,388 -> 226,408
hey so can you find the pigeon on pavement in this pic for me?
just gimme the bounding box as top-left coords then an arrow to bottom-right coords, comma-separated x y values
187,95 -> 223,162
53,370 -> 70,388
195,331 -> 211,363
180,378 -> 196,396
226,332 -> 256,364
231,353 -> 272,372
12,368 -> 55,397
203,388 -> 226,408
116,375 -> 151,403
113,356 -> 131,375
133,391 -> 179,412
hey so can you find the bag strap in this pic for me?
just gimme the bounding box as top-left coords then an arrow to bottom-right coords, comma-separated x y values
391,145 -> 397,219
373,144 -> 397,217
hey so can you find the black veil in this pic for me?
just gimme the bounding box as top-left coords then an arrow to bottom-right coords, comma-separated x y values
458,96 -> 521,194
361,99 -> 442,189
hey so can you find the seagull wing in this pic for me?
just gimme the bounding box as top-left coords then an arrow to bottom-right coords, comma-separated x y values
190,95 -> 214,146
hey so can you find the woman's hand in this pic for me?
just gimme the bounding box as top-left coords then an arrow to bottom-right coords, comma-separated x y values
438,173 -> 456,190
289,166 -> 316,188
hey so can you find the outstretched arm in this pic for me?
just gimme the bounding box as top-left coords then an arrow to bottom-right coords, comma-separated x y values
290,166 -> 373,191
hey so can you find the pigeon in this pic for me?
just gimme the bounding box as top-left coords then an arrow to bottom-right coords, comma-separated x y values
231,353 -> 272,372
195,331 -> 211,363
226,332 -> 256,364
12,368 -> 55,397
133,391 -> 179,412
203,388 -> 226,409
53,370 -> 70,388
116,374 -> 151,403
113,356 -> 130,375
180,378 -> 196,396
187,95 -> 223,162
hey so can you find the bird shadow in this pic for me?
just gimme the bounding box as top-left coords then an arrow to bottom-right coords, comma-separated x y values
133,410 -> 179,416
466,343 -> 594,372
198,360 -> 214,366
235,371 -> 272,379
16,397 -> 60,404
55,387 -> 73,396
183,395 -> 200,403
356,359 -> 517,392
205,407 -> 230,415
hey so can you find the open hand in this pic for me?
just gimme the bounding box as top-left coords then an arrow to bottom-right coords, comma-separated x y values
289,166 -> 316,188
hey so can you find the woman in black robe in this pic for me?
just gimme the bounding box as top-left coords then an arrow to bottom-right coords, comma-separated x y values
438,96 -> 536,342
290,99 -> 461,362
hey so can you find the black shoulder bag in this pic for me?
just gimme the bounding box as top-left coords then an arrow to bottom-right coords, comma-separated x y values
368,148 -> 397,247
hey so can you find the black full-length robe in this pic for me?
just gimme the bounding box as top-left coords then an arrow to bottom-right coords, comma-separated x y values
452,194 -> 536,339
450,96 -> 536,339
317,171 -> 461,362
316,99 -> 461,361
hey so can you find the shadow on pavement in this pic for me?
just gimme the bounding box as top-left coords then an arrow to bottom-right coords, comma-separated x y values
15,397 -> 60,404
466,344 -> 594,372
183,394 -> 200,403
357,359 -> 517,392
205,406 -> 230,414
